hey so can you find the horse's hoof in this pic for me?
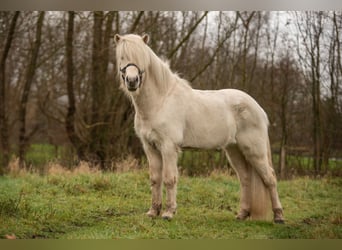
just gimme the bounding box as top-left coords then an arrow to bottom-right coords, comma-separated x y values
236,209 -> 250,220
146,209 -> 159,218
274,219 -> 285,224
146,212 -> 156,218
162,215 -> 172,220
161,211 -> 174,220
273,208 -> 284,224
236,216 -> 246,221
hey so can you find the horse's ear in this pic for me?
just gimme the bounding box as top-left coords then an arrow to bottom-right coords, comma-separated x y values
142,34 -> 149,44
114,34 -> 121,44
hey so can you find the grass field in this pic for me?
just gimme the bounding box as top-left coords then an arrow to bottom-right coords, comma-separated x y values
0,165 -> 341,239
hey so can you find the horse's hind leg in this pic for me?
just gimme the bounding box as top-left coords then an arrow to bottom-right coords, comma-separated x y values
225,145 -> 252,220
143,141 -> 163,218
252,161 -> 284,223
237,134 -> 284,223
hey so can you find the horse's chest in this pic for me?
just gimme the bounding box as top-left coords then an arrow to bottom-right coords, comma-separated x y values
135,119 -> 160,144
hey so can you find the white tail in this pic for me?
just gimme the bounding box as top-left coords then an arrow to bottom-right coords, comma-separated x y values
249,139 -> 274,220
250,166 -> 272,220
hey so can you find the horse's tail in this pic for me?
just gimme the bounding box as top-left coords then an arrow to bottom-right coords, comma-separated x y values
249,138 -> 273,221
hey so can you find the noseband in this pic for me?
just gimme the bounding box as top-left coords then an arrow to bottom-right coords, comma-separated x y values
120,63 -> 144,83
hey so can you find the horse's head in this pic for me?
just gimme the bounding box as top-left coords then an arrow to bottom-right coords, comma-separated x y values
114,34 -> 150,92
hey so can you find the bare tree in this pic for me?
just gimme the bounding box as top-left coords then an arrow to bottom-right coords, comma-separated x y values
295,12 -> 326,174
18,11 -> 45,168
237,11 -> 255,89
277,54 -> 295,178
130,11 -> 144,33
324,11 -> 342,169
190,12 -> 238,83
0,11 -> 19,173
65,11 -> 86,161
167,11 -> 208,60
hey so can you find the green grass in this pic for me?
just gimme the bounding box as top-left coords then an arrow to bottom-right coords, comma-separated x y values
179,149 -> 342,176
25,144 -> 60,165
0,170 -> 341,239
271,154 -> 342,175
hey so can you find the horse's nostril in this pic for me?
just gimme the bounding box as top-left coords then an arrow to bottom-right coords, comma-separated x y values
126,76 -> 139,84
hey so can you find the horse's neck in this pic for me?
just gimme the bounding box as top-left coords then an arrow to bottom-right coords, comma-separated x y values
131,77 -> 169,119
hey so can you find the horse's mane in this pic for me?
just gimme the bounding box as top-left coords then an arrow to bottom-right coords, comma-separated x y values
116,34 -> 191,94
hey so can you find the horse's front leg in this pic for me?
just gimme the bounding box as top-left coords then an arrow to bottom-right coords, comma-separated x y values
143,141 -> 163,218
160,142 -> 179,220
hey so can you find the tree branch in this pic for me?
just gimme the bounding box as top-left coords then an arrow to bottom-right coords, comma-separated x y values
168,11 -> 209,59
130,11 -> 144,33
190,13 -> 238,83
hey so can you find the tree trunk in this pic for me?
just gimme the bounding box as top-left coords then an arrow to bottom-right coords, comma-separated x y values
89,11 -> 115,168
279,96 -> 288,179
279,139 -> 287,179
18,11 -> 45,169
89,11 -> 105,166
312,12 -> 324,175
0,11 -> 19,173
130,11 -> 144,33
65,11 -> 86,161
295,12 -> 325,176
237,11 -> 255,89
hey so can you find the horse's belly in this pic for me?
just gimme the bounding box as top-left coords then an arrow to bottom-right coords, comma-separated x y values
182,121 -> 236,149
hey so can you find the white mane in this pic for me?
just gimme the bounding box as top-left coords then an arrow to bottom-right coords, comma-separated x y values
116,34 -> 190,95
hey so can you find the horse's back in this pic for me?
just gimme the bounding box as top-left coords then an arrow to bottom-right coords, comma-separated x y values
192,88 -> 269,129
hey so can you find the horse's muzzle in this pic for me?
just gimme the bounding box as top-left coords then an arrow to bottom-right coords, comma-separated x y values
120,63 -> 144,92
125,76 -> 140,92
127,85 -> 138,92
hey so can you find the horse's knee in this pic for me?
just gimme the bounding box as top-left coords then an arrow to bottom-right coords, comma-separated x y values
150,173 -> 162,186
163,173 -> 178,188
149,166 -> 162,185
163,176 -> 177,188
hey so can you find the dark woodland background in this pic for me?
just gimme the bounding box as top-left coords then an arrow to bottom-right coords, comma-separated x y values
0,11 -> 341,177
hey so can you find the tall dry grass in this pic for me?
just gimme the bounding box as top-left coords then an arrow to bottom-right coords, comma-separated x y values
6,154 -> 142,177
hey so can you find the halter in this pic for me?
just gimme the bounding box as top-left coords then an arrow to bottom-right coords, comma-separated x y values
120,63 -> 145,83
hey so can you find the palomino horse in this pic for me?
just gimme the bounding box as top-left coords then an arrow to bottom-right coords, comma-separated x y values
114,34 -> 284,223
